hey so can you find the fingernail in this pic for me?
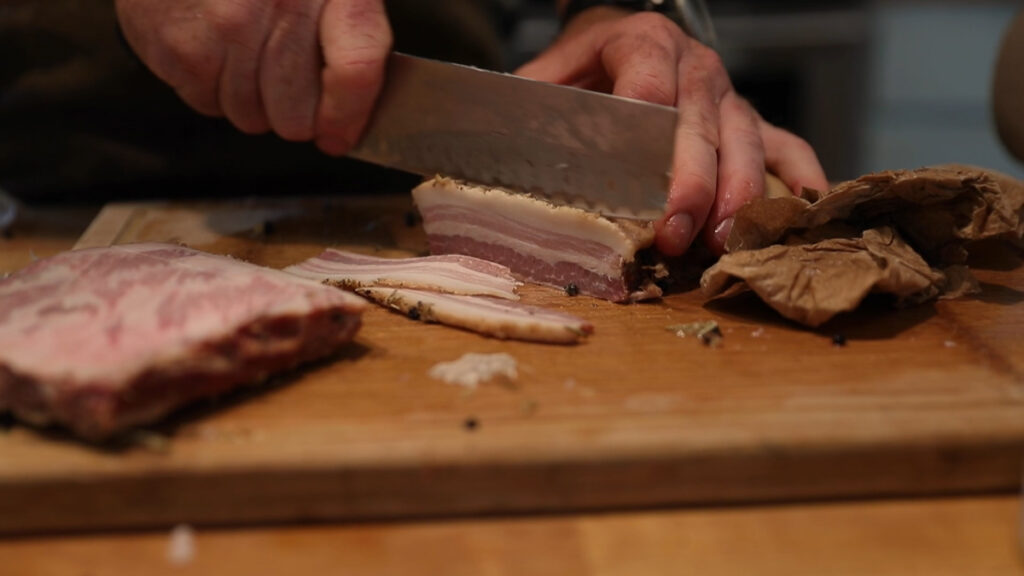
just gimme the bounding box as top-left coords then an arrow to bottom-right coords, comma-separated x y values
713,217 -> 734,249
665,212 -> 694,254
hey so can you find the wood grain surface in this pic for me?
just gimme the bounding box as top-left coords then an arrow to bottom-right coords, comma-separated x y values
1,195 -> 1022,535
3,495 -> 1022,575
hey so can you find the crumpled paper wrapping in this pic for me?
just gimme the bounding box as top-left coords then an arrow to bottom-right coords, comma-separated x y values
701,165 -> 1024,327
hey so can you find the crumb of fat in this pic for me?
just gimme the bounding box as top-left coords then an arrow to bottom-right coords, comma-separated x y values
167,524 -> 196,566
429,352 -> 518,389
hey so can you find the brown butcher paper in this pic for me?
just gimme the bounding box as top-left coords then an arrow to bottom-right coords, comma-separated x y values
701,166 -> 1024,327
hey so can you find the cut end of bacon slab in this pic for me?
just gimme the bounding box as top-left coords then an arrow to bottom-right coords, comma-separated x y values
356,287 -> 593,345
0,243 -> 366,441
283,248 -> 521,300
412,176 -> 663,303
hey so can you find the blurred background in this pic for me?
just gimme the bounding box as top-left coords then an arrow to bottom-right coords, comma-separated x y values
504,0 -> 1024,181
0,0 -> 1020,205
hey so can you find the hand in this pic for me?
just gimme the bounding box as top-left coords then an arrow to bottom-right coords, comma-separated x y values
115,0 -> 392,155
517,8 -> 829,256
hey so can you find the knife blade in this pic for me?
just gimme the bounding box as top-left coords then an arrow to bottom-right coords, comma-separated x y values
348,53 -> 677,220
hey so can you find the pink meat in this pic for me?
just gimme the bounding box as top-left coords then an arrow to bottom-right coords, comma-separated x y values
423,230 -> 633,302
0,243 -> 366,440
283,248 -> 521,299
412,177 -> 662,302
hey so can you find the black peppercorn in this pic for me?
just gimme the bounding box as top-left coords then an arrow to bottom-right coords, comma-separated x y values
564,283 -> 579,297
407,307 -> 421,321
832,333 -> 847,347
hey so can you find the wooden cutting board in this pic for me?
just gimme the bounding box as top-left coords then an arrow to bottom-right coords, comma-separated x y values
2,195 -> 1023,535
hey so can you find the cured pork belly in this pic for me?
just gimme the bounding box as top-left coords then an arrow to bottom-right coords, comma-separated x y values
0,243 -> 366,440
286,249 -> 592,344
283,249 -> 520,299
412,177 -> 662,302
356,287 -> 593,344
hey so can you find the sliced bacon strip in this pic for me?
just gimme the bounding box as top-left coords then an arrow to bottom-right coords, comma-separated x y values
412,177 -> 662,302
284,249 -> 521,300
356,287 -> 593,345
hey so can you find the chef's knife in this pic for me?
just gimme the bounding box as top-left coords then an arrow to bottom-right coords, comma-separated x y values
348,53 -> 677,220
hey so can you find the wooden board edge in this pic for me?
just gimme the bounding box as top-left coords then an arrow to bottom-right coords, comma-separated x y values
2,436 -> 1021,536
73,203 -> 148,249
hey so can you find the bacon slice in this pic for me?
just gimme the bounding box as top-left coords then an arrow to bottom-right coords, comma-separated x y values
283,249 -> 521,300
0,243 -> 366,440
356,287 -> 593,344
412,177 -> 663,302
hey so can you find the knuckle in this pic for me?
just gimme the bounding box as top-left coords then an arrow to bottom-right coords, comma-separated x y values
784,134 -> 816,158
158,29 -> 218,87
735,124 -> 764,150
633,34 -> 677,67
680,43 -> 727,88
680,111 -> 720,151
727,98 -> 762,141
323,51 -> 385,92
620,71 -> 674,105
679,169 -> 717,205
616,13 -> 683,57
208,1 -> 252,39
699,46 -> 725,73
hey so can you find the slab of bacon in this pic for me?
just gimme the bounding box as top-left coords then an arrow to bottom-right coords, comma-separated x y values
283,249 -> 520,300
412,176 -> 664,302
0,243 -> 366,440
356,287 -> 593,344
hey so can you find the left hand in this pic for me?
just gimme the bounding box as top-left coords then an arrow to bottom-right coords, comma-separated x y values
516,7 -> 828,256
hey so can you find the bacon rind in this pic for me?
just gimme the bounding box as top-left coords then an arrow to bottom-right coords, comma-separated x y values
283,248 -> 521,300
355,287 -> 593,345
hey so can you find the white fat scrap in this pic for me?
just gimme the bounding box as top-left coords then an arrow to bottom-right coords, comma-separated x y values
428,353 -> 519,389
356,287 -> 593,344
167,524 -> 196,566
283,248 -> 521,300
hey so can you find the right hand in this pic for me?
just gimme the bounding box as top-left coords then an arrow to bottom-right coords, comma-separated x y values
518,8 -> 828,256
115,0 -> 392,155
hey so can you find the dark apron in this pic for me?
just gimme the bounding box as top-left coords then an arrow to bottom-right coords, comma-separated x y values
0,0 -> 505,202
